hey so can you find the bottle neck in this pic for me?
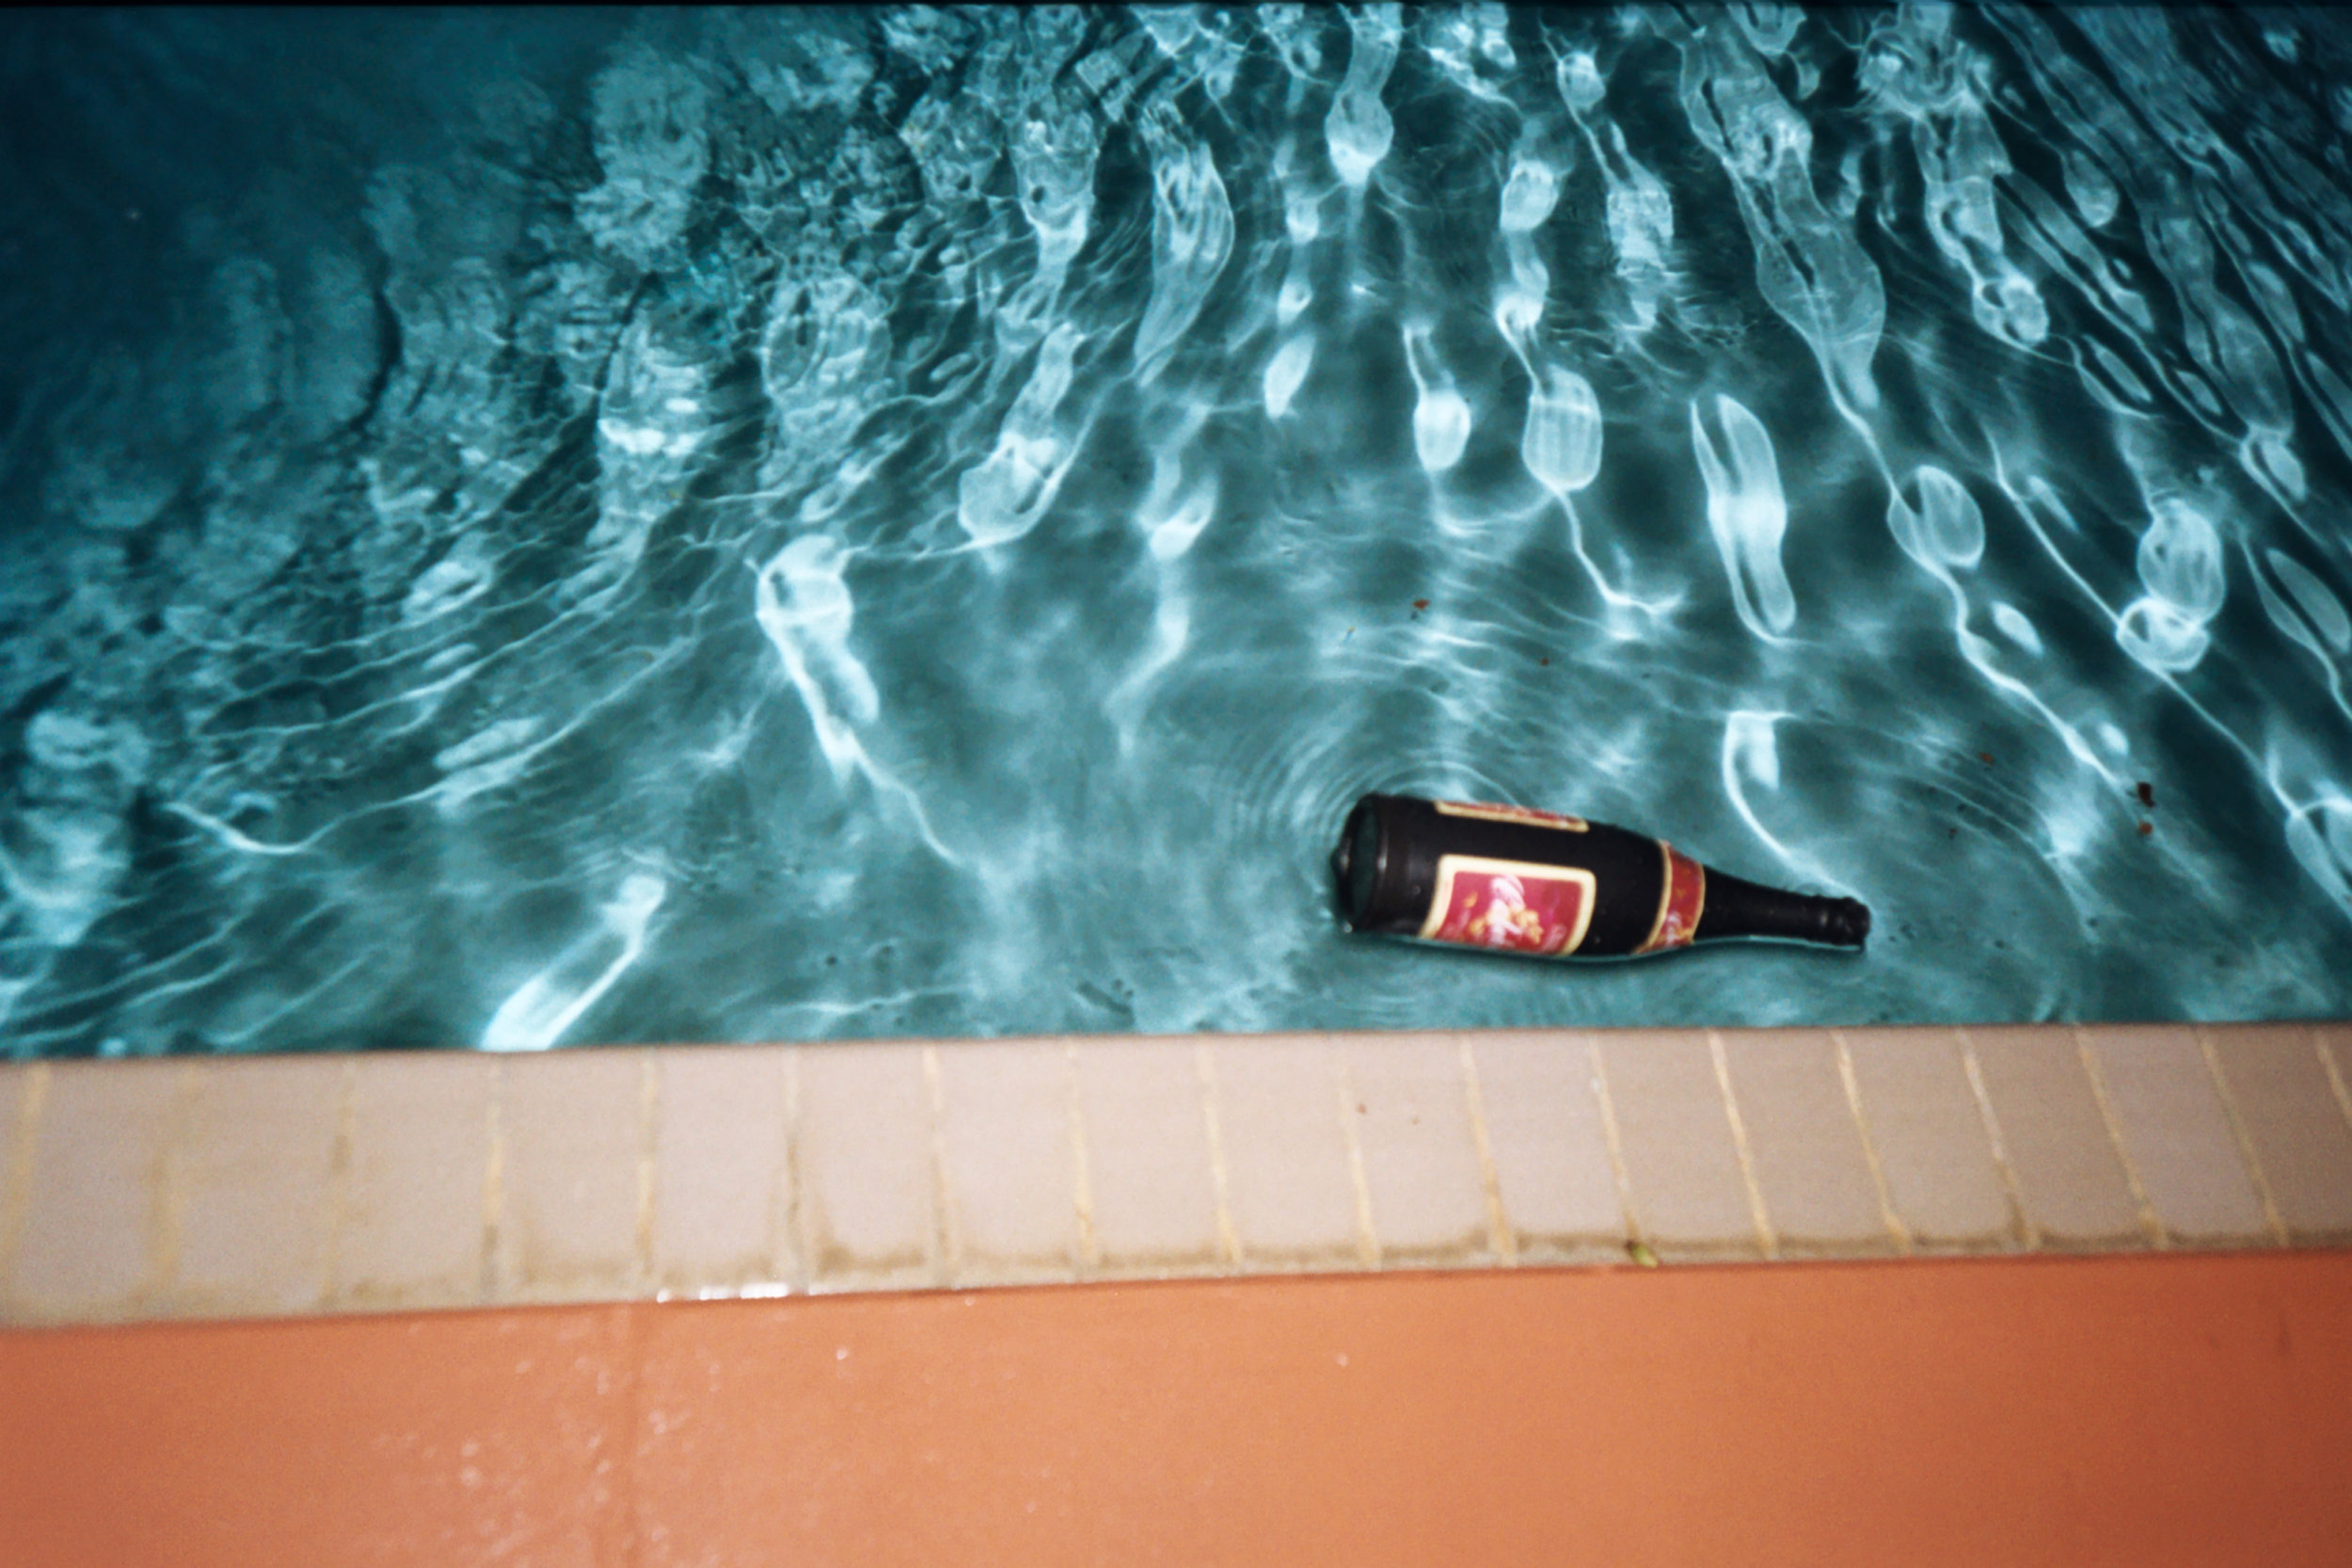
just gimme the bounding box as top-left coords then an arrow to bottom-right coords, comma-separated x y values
1694,866 -> 1871,949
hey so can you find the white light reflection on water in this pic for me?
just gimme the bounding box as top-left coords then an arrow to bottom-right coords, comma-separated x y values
3,6 -> 2350,1053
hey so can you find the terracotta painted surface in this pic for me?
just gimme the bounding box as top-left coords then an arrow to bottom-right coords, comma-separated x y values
4,1253 -> 2349,1566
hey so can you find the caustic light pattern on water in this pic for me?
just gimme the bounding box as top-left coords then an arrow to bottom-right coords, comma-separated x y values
4,7 -> 2351,1055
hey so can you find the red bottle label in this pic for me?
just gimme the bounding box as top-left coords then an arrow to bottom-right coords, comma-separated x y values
1433,799 -> 1589,832
1635,842 -> 1706,954
1419,855 -> 1597,956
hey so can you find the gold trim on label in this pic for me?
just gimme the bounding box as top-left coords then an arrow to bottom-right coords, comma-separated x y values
1634,845 -> 1708,955
1420,855 -> 1598,955
1640,839 -> 1675,952
1433,800 -> 1589,832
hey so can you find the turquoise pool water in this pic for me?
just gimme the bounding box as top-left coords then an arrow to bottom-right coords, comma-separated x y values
3,6 -> 2349,1054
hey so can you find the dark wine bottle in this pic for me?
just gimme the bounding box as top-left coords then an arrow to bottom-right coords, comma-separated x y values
1331,793 -> 1869,959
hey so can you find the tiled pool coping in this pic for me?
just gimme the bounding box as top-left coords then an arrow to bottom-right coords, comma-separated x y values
4,1022 -> 2349,1325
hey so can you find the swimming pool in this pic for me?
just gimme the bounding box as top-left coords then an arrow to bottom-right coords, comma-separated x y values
2,6 -> 2347,1054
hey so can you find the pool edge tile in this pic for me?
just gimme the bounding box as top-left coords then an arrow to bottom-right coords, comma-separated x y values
1963,1025 -> 2145,1252
1211,1036 -> 1374,1274
332,1053 -> 499,1314
1466,1029 -> 1631,1262
1838,1027 -> 2017,1254
164,1056 -> 345,1320
1717,1028 -> 1901,1258
1341,1035 -> 1497,1269
0,1066 -> 40,1304
1590,1029 -> 1765,1263
2207,1023 -> 2352,1244
792,1042 -> 940,1293
5,1061 -> 185,1323
1070,1038 -> 1228,1278
932,1039 -> 1084,1289
651,1045 -> 796,1300
6,1022 -> 2351,1325
495,1050 -> 651,1307
2081,1024 -> 2270,1249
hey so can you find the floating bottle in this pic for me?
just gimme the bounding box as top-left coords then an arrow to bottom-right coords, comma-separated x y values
1331,793 -> 1869,958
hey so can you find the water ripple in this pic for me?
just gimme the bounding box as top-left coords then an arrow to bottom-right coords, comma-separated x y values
5,6 -> 2351,1053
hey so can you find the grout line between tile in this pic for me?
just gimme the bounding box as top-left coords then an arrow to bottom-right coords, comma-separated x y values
1457,1036 -> 1516,1265
1334,1049 -> 1380,1270
922,1045 -> 954,1288
635,1052 -> 658,1294
479,1060 -> 506,1306
0,1065 -> 52,1309
1065,1042 -> 1098,1277
1194,1045 -> 1241,1270
2195,1025 -> 2288,1248
2073,1028 -> 2167,1249
2317,1031 -> 2352,1140
1957,1029 -> 2037,1251
323,1057 -> 357,1303
780,1047 -> 805,1294
1830,1029 -> 1912,1256
1708,1029 -> 1777,1259
1586,1037 -> 1644,1250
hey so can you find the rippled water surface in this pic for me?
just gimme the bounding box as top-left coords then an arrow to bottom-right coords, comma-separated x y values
6,6 -> 2352,1054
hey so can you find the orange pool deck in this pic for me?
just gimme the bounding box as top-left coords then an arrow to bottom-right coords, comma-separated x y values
6,1249 -> 2350,1566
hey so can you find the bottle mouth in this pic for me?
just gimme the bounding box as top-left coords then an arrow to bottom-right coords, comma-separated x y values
1829,896 -> 1872,949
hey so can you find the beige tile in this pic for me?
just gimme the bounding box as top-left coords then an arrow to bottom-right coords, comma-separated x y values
934,1040 -> 1079,1286
167,1057 -> 343,1316
1343,1036 -> 1494,1266
1210,1037 -> 1365,1271
652,1046 -> 792,1297
1718,1030 -> 1893,1254
0,1068 -> 30,1280
1466,1031 -> 1626,1260
1965,1026 -> 2142,1249
1839,1027 -> 2014,1250
1073,1039 -> 1225,1275
337,1053 -> 496,1309
0,1068 -> 22,1169
2209,1024 -> 2352,1242
1594,1030 -> 1761,1259
2083,1025 -> 2268,1246
497,1050 -> 648,1304
794,1042 -> 938,1291
8,1063 -> 183,1321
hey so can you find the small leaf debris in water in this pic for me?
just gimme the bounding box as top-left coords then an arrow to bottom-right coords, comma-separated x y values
2136,780 -> 2155,809
1626,1240 -> 1660,1268
1977,751 -> 1994,765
